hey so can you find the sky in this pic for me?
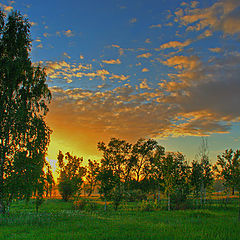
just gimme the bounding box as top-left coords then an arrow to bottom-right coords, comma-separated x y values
1,0 -> 240,172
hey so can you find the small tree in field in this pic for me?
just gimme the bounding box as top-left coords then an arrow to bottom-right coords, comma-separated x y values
85,159 -> 100,196
0,10 -> 51,215
215,149 -> 240,220
196,138 -> 213,206
57,151 -> 86,201
97,138 -> 132,210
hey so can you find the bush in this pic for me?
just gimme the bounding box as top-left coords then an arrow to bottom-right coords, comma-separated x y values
72,199 -> 87,210
72,199 -> 98,212
138,200 -> 154,212
85,202 -> 98,212
124,189 -> 147,202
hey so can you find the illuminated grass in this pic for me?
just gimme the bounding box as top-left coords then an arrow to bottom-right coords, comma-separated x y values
0,199 -> 239,240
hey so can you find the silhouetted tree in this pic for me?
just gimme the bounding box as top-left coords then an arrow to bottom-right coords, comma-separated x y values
85,159 -> 100,196
0,10 -> 51,215
97,138 -> 132,210
57,151 -> 86,201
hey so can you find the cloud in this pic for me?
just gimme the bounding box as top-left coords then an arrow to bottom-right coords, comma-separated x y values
110,74 -> 129,81
149,24 -> 162,28
102,59 -> 121,64
64,29 -> 74,37
63,52 -> 71,59
36,43 -> 43,48
208,47 -> 222,53
139,79 -> 150,89
157,39 -> 192,50
162,55 -> 200,70
175,0 -> 240,36
145,38 -> 151,43
137,53 -> 152,58
0,4 -> 13,12
142,68 -> 149,72
129,18 -> 137,24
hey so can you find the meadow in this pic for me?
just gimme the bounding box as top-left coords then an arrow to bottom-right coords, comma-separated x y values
0,198 -> 239,240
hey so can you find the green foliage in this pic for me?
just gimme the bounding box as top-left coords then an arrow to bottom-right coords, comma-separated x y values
85,159 -> 99,197
0,10 -> 51,215
57,151 -> 86,201
215,149 -> 240,193
124,189 -> 147,202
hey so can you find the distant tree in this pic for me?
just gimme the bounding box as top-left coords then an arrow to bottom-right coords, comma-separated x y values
97,167 -> 118,211
159,152 -> 190,210
57,151 -> 86,201
131,139 -> 159,183
215,149 -> 240,220
97,138 -> 132,210
196,138 -> 213,205
34,164 -> 54,213
0,10 -> 51,215
85,159 -> 100,196
215,149 -> 240,195
190,160 -> 204,206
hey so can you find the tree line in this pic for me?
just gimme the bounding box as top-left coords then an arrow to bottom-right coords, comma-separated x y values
57,138 -> 240,215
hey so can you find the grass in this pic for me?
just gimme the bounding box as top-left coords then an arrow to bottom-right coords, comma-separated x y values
0,198 -> 239,240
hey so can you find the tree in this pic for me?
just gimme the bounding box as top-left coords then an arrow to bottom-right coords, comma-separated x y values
215,149 -> 240,220
85,159 -> 99,196
97,138 -> 132,210
158,152 -> 190,210
196,138 -> 213,205
97,167 -> 118,211
0,10 -> 51,215
57,151 -> 86,201
190,160 -> 204,207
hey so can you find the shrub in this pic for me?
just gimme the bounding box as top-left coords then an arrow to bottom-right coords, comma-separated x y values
124,189 -> 147,202
138,200 -> 154,212
72,199 -> 87,210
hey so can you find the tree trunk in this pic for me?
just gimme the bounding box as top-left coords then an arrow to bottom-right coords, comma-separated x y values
238,193 -> 240,222
204,187 -> 206,206
104,198 -> 107,211
232,187 -> 235,196
168,194 -> 171,211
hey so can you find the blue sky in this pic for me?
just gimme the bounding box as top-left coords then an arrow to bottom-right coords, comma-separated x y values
1,0 -> 240,167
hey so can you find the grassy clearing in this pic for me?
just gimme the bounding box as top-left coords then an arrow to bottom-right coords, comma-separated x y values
0,199 -> 239,240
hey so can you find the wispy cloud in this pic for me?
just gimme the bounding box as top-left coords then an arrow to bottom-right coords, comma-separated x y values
157,39 -> 192,50
64,29 -> 74,37
137,53 -> 152,58
149,24 -> 162,28
102,59 -> 121,64
129,18 -> 137,24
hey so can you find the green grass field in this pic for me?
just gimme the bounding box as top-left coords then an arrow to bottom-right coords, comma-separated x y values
0,198 -> 239,240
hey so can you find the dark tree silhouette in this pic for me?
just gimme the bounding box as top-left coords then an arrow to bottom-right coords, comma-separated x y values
57,151 -> 86,201
0,10 -> 51,215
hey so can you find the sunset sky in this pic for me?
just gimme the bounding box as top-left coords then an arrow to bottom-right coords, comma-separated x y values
2,0 -> 240,171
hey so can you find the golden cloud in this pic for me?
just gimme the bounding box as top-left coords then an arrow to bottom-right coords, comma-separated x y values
157,39 -> 192,50
137,53 -> 152,58
102,59 -> 121,64
64,29 -> 74,37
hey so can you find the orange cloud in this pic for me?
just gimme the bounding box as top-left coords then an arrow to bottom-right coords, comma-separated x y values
137,53 -> 152,58
157,39 -> 192,50
102,59 -> 121,64
64,29 -> 74,37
